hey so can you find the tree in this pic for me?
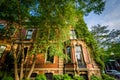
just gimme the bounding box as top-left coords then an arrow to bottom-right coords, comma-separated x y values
0,0 -> 105,80
90,24 -> 120,62
90,24 -> 109,48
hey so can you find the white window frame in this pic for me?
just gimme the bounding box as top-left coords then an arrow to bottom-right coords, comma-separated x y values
26,29 -> 33,39
75,45 -> 82,60
0,45 -> 6,58
70,30 -> 77,39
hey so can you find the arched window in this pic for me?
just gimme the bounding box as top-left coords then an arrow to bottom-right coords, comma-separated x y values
75,45 -> 82,60
75,45 -> 86,68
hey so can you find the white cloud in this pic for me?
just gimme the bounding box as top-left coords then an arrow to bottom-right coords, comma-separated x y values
84,0 -> 120,30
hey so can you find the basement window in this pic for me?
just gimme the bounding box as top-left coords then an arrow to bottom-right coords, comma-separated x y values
0,45 -> 6,58
45,73 -> 53,80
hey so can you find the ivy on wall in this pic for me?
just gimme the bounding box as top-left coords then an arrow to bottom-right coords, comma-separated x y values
74,14 -> 104,70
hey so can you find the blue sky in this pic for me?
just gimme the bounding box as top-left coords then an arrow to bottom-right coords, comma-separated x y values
84,0 -> 120,30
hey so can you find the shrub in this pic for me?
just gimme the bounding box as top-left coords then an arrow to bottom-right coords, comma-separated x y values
62,74 -> 72,80
102,74 -> 115,80
53,75 -> 62,80
90,75 -> 102,80
35,74 -> 47,80
73,76 -> 85,80
2,76 -> 13,80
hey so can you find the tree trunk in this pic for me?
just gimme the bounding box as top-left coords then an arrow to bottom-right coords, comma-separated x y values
26,54 -> 36,79
20,48 -> 24,80
13,52 -> 19,80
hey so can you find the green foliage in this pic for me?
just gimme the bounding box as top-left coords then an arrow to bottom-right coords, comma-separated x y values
102,74 -> 115,80
0,0 -> 106,80
35,74 -> 47,80
2,76 -> 14,80
75,17 -> 104,70
0,0 -> 35,22
90,75 -> 102,80
62,74 -> 72,80
0,71 -> 14,80
30,0 -> 78,57
0,71 -> 3,79
77,0 -> 105,15
73,76 -> 85,80
53,75 -> 62,80
54,74 -> 85,80
90,24 -> 120,66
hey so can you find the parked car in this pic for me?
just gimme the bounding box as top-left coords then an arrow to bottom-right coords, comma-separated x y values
106,70 -> 120,79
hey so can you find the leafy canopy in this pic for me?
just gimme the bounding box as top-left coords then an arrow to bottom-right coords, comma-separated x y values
0,0 -> 106,65
90,24 -> 120,62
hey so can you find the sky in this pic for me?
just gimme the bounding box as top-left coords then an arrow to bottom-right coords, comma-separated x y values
84,0 -> 120,30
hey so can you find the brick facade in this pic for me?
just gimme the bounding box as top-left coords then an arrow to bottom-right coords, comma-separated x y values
0,20 -> 101,80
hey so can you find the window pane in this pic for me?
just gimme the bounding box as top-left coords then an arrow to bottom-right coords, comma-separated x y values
0,46 -> 6,57
70,30 -> 77,39
24,47 -> 28,59
75,46 -> 81,60
26,30 -> 33,39
0,24 -> 4,29
67,46 -> 71,56
0,24 -> 5,34
66,46 -> 71,63
26,35 -> 32,39
27,30 -> 33,35
46,47 -> 54,63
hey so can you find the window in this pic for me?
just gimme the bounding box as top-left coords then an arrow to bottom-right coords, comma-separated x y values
24,47 -> 28,60
0,24 -> 15,36
0,45 -> 6,58
45,73 -> 53,80
46,47 -> 54,63
75,45 -> 82,60
26,30 -> 33,39
66,46 -> 71,63
70,30 -> 77,39
31,73 -> 37,77
0,24 -> 4,29
75,45 -> 86,68
0,24 -> 5,34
